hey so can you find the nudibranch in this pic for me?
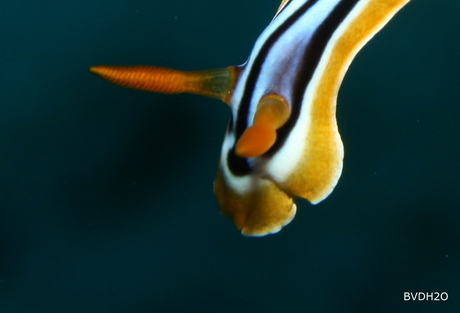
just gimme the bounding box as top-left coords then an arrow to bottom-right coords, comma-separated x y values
90,0 -> 410,236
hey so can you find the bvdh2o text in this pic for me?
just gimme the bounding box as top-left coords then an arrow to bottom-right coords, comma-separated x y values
404,292 -> 448,301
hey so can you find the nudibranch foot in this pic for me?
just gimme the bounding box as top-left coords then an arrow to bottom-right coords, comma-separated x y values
214,168 -> 296,237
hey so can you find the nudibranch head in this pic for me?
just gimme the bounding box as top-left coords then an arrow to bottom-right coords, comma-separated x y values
90,0 -> 410,236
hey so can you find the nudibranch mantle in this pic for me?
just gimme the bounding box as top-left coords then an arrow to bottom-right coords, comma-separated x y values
90,0 -> 410,236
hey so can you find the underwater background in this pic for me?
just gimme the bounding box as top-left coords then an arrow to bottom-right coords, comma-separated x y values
0,0 -> 459,312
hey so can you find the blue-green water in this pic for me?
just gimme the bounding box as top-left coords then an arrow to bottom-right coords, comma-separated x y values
0,0 -> 459,312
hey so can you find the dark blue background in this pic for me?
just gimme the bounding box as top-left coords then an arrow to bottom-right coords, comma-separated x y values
1,0 -> 458,312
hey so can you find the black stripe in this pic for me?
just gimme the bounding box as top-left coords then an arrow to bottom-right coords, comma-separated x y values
228,0 -> 359,176
228,0 -> 320,176
237,0 -> 321,139
269,0 -> 359,155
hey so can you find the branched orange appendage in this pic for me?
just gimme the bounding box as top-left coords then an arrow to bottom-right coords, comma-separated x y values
89,66 -> 187,93
90,65 -> 236,102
